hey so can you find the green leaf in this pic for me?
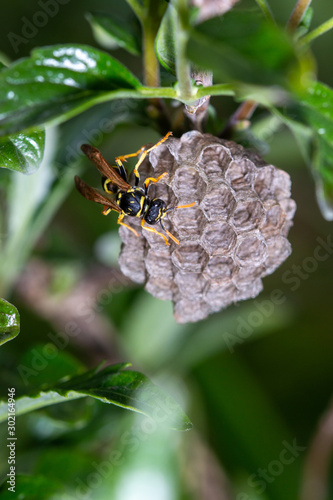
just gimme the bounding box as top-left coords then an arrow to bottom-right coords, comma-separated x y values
0,475 -> 64,500
0,44 -> 141,137
0,363 -> 192,431
86,11 -> 141,55
0,129 -> 45,174
155,3 -> 177,75
0,298 -> 20,345
299,81 -> 333,220
296,6 -> 313,39
187,9 -> 297,85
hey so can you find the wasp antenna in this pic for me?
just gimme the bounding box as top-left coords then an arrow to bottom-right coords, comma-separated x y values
160,220 -> 179,245
166,201 -> 196,212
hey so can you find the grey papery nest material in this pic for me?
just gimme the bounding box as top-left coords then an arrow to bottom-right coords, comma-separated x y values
118,131 -> 296,323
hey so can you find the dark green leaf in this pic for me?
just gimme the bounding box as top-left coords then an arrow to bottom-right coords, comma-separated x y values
0,298 -> 20,345
55,99 -> 149,171
155,3 -> 177,75
299,81 -> 333,220
0,129 -> 45,174
0,44 -> 141,137
0,363 -> 192,431
0,475 -> 64,500
187,9 -> 297,85
86,11 -> 141,55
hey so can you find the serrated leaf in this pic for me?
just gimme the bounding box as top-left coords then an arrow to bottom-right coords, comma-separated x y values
0,129 -> 45,174
187,9 -> 297,85
0,363 -> 192,431
86,11 -> 141,55
0,298 -> 20,345
0,44 -> 142,137
155,3 -> 177,75
299,81 -> 333,220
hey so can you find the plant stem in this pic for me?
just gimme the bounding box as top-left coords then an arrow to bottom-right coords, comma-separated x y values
301,16 -> 333,45
255,0 -> 275,22
221,100 -> 257,137
222,0 -> 312,137
300,400 -> 333,500
287,0 -> 312,33
143,19 -> 160,87
173,0 -> 193,101
195,84 -> 235,98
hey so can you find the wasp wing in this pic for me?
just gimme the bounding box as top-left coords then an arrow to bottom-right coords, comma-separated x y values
74,176 -> 121,213
81,144 -> 130,191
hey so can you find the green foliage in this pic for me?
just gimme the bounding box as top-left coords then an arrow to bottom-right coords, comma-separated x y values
0,363 -> 192,431
0,475 -> 64,500
1,1 -> 333,498
0,298 -> 19,345
187,9 -> 297,85
0,129 -> 45,174
86,11 -> 141,55
155,3 -> 177,75
0,44 -> 141,137
299,81 -> 333,220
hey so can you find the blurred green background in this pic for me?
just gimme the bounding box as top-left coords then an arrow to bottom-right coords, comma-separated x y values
0,1 -> 333,499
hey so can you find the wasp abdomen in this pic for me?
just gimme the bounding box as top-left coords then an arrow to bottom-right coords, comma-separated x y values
117,189 -> 146,217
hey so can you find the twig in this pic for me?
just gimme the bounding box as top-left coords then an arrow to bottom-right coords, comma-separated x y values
300,399 -> 333,500
221,99 -> 257,137
221,0 -> 310,137
286,0 -> 312,33
301,16 -> 333,46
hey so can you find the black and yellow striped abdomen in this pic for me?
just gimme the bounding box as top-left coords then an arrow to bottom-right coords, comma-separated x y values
116,188 -> 148,217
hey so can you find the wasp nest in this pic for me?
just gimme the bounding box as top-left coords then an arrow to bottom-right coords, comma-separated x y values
118,131 -> 296,323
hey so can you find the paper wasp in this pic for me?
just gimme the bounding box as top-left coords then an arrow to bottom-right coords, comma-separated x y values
74,132 -> 195,246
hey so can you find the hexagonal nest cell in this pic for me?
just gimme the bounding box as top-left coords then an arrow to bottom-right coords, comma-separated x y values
118,131 -> 296,323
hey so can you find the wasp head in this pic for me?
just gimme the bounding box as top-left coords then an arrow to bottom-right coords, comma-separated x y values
144,198 -> 167,225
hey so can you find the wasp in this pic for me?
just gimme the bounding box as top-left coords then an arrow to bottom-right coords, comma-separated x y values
74,132 -> 195,246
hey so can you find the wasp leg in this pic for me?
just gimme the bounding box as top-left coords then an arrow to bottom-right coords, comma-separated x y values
160,220 -> 180,245
117,213 -> 139,237
102,206 -> 112,215
141,219 -> 170,246
133,132 -> 172,183
113,160 -> 128,183
144,172 -> 168,193
115,146 -> 145,187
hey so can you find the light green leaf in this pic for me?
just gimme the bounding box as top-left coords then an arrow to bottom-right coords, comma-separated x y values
86,11 -> 141,55
187,9 -> 297,85
0,44 -> 141,137
0,363 -> 192,431
299,81 -> 333,220
0,129 -> 45,174
0,298 -> 20,345
155,3 -> 177,75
